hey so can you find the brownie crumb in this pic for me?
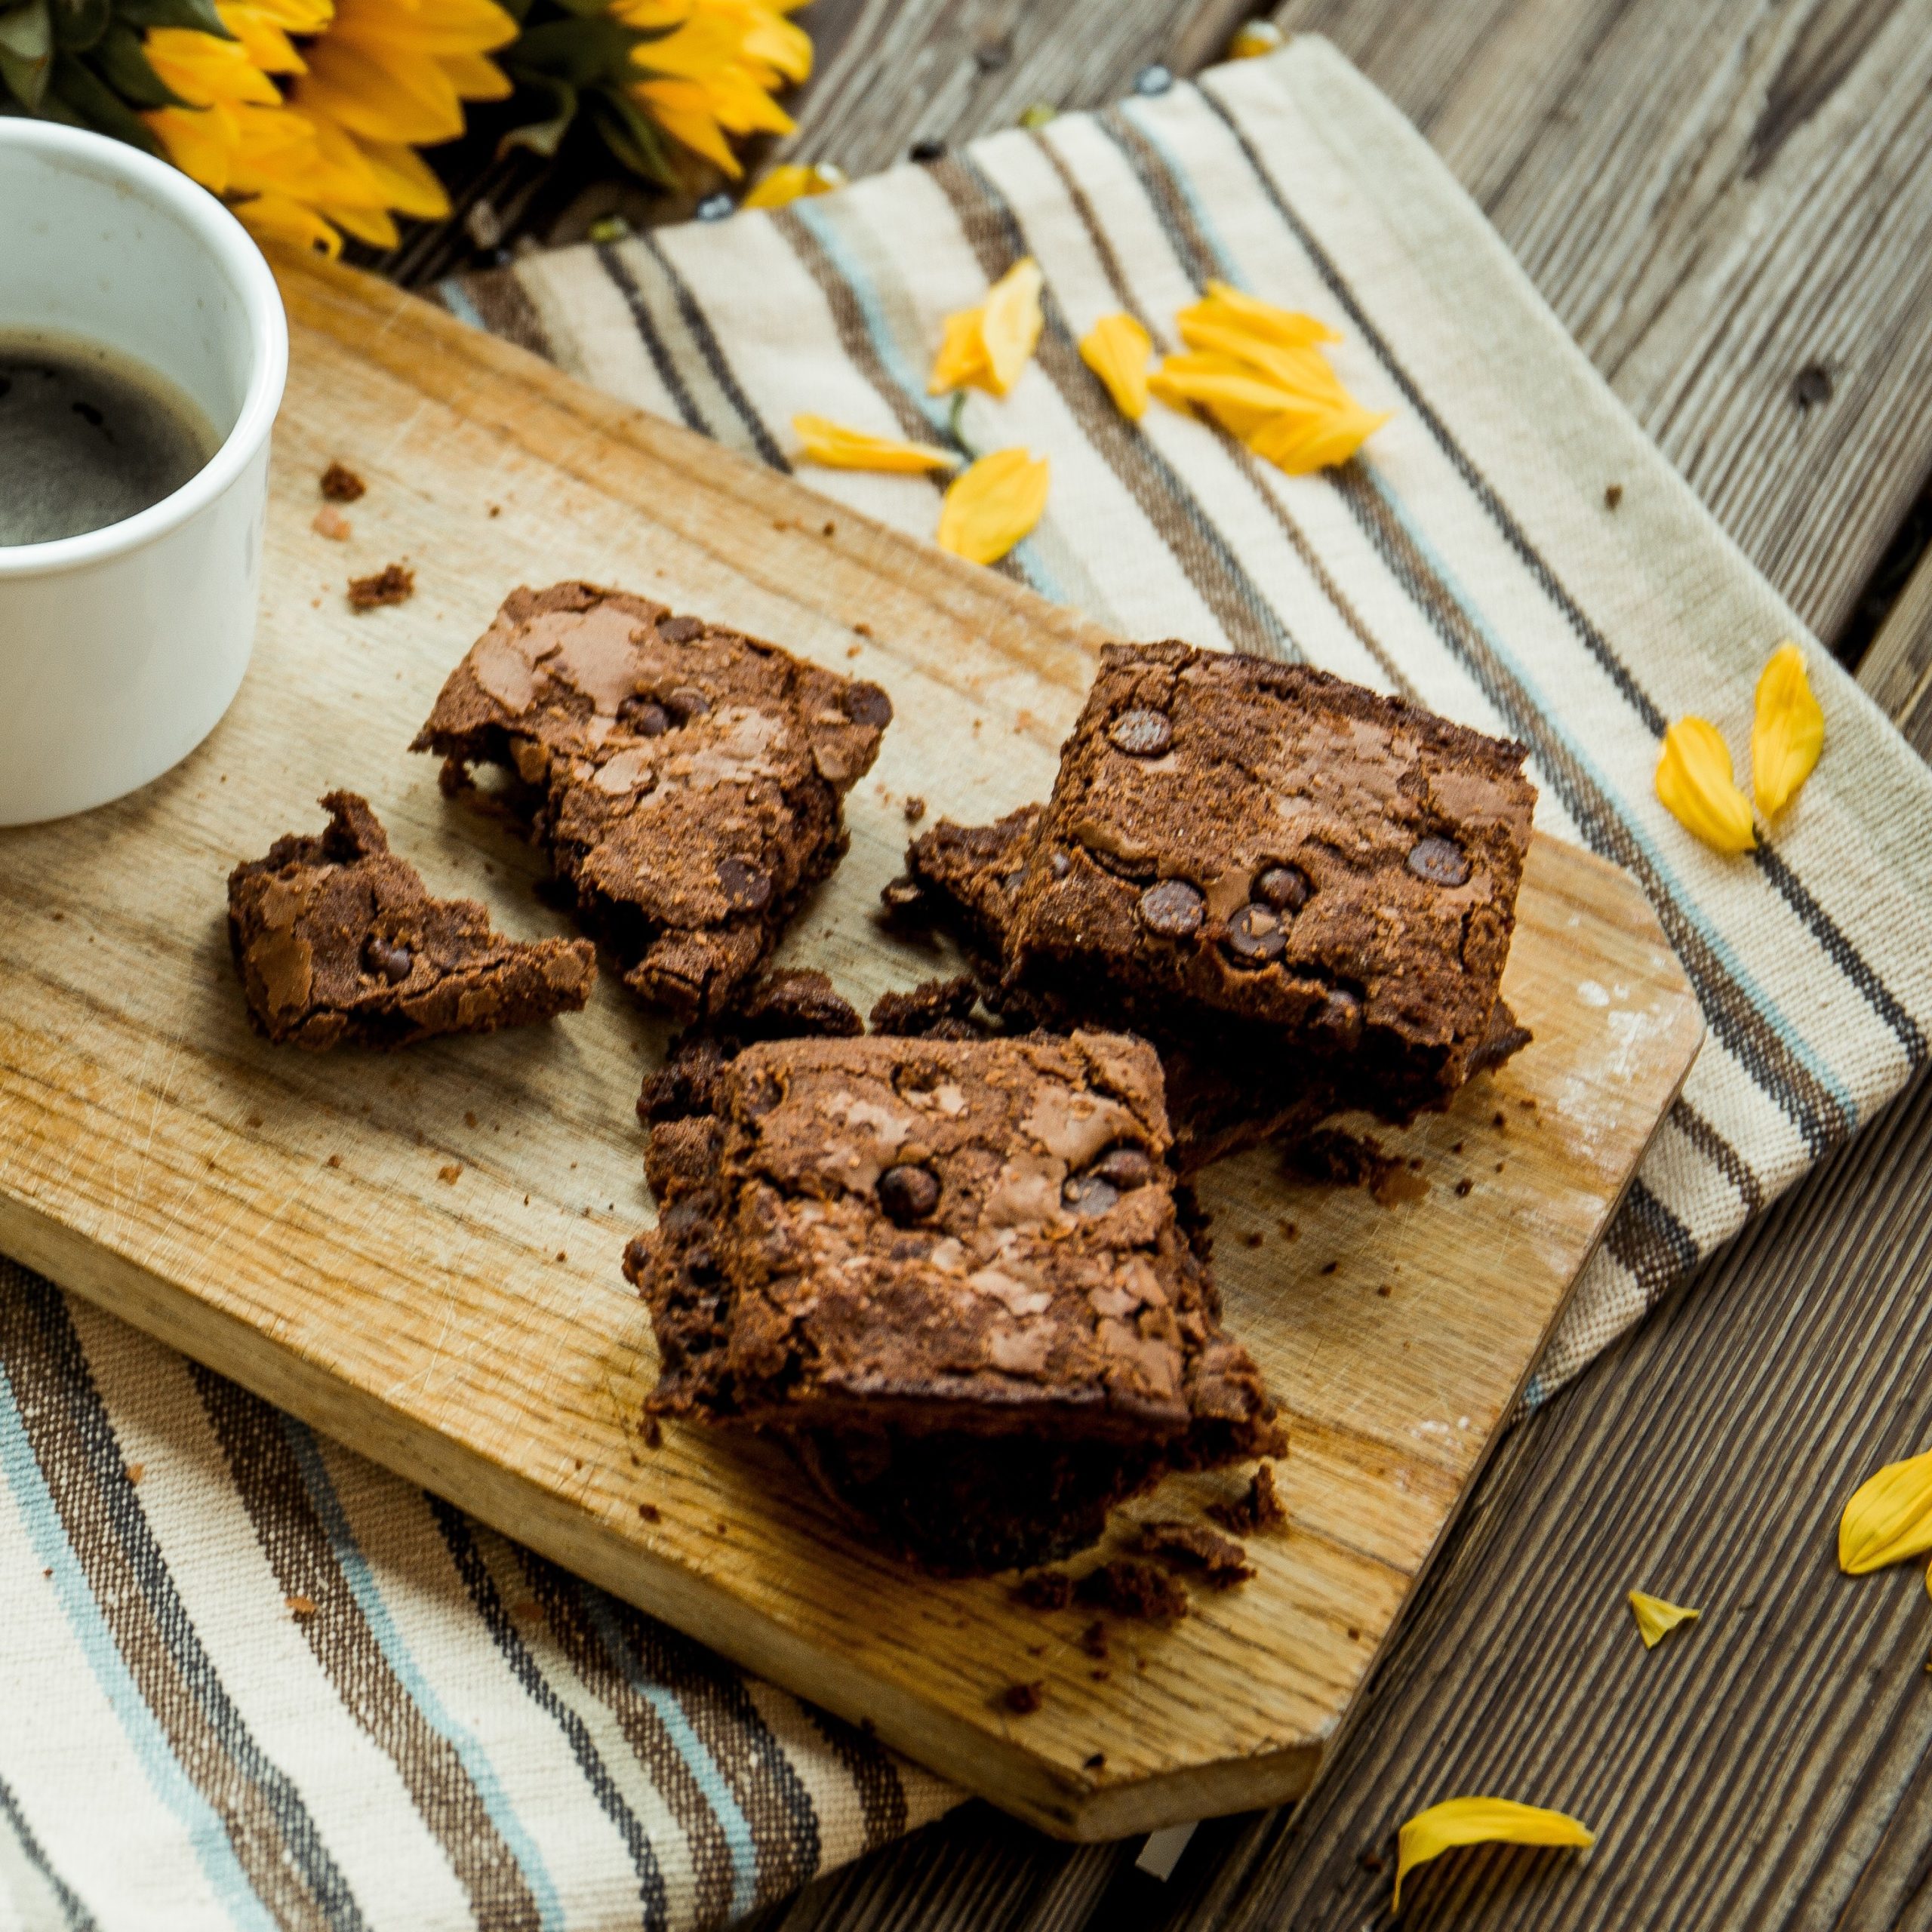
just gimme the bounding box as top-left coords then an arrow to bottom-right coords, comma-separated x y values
1603,483 -> 1623,511
1003,1680 -> 1045,1715
1078,1620 -> 1109,1660
1288,1128 -> 1396,1192
868,974 -> 985,1040
1454,1177 -> 1474,1198
1075,1558 -> 1189,1623
286,1593 -> 318,1619
312,505 -> 352,542
903,795 -> 927,824
348,562 -> 414,611
437,1163 -> 462,1184
320,460 -> 366,502
1140,1519 -> 1256,1588
1084,1751 -> 1106,1769
641,1417 -> 663,1449
637,1502 -> 661,1522
1208,1463 -> 1287,1537
1014,1570 -> 1075,1611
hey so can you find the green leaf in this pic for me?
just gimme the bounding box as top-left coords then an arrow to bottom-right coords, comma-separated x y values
50,45 -> 159,148
0,1 -> 53,110
50,0 -> 107,52
497,72 -> 579,159
588,82 -> 677,186
94,20 -> 186,106
113,0 -> 232,38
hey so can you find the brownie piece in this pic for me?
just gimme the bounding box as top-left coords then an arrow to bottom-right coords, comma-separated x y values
1139,1518 -> 1256,1587
1207,1461 -> 1287,1536
227,792 -> 595,1049
1075,1558 -> 1189,1623
624,1029 -> 1285,1574
412,583 -> 891,1020
1004,643 -> 1537,1115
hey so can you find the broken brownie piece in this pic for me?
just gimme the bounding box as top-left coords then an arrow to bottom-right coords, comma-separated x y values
1139,1518 -> 1256,1587
227,792 -> 595,1049
412,583 -> 891,1020
624,1028 -> 1284,1574
1003,643 -> 1537,1116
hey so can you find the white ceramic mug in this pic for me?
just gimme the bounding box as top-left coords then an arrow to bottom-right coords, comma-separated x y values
0,120 -> 287,826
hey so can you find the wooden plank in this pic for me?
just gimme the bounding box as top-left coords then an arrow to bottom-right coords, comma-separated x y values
1266,0 -> 1932,648
0,256 -> 1700,1842
1857,546 -> 1932,755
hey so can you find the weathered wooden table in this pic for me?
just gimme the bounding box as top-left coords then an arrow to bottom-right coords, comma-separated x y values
386,1 -> 1932,1924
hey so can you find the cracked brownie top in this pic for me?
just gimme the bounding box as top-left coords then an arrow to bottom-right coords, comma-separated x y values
412,582 -> 891,1020
1004,641 -> 1537,1107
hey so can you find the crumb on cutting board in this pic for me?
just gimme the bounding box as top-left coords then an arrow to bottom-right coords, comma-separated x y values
348,562 -> 414,611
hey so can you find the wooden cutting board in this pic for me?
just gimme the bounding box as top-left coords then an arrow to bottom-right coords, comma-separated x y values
0,258 -> 1703,1841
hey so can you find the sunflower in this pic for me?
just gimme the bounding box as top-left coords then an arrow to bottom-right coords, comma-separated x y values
144,0 -> 518,257
613,0 -> 811,177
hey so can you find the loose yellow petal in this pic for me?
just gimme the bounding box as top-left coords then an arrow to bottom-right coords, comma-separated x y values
1752,641 -> 1824,817
1174,315 -> 1348,401
1079,312 -> 1152,420
792,414 -> 958,474
936,448 -> 1049,566
1395,1798 -> 1595,1912
978,257 -> 1045,395
1627,1590 -> 1700,1649
1247,402 -> 1391,474
1655,718 -> 1755,854
928,306 -> 990,395
1177,281 -> 1340,350
741,161 -> 846,210
1840,1448 -> 1932,1574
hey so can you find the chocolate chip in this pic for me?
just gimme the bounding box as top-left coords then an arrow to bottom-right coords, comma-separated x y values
878,1163 -> 940,1223
1139,878 -> 1204,937
1406,836 -> 1470,887
1109,708 -> 1173,757
617,696 -> 668,737
1090,1146 -> 1153,1190
1312,988 -> 1361,1051
1223,903 -> 1285,965
1063,1174 -> 1120,1217
718,858 -> 773,912
658,614 -> 705,643
1255,863 -> 1310,912
1049,850 -> 1072,879
363,935 -> 412,983
841,681 -> 893,730
665,685 -> 712,722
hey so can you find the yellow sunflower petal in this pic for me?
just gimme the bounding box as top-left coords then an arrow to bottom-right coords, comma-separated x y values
1395,1798 -> 1595,1913
1079,312 -> 1152,420
1840,1447 -> 1932,1574
928,306 -> 990,395
792,414 -> 958,473
936,448 -> 1049,566
1180,280 -> 1340,349
351,136 -> 452,219
1655,718 -> 1755,854
742,162 -> 844,210
233,190 -> 343,257
1155,353 -> 1318,418
1627,1590 -> 1700,1649
631,77 -> 743,174
978,257 -> 1044,395
1229,19 -> 1284,58
1175,315 -> 1349,401
1751,641 -> 1824,818
294,35 -> 466,143
1246,401 -> 1390,474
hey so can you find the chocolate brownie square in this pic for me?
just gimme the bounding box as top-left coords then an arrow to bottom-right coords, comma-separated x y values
228,792 -> 595,1048
625,1028 -> 1284,1573
412,583 -> 891,1020
1004,643 -> 1536,1115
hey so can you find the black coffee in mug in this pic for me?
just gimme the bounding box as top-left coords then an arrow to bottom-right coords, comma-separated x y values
0,331 -> 219,546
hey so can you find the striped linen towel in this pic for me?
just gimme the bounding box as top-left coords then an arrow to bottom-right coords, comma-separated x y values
4,35 -> 1929,1932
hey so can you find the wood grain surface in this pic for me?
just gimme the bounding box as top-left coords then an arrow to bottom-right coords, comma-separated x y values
0,260 -> 1700,1841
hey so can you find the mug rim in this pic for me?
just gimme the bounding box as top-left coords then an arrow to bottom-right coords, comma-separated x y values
0,119 -> 289,582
